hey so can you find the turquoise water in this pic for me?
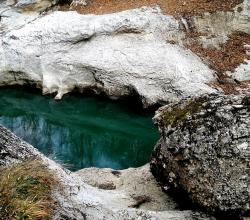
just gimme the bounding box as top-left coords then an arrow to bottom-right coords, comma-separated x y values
0,88 -> 159,171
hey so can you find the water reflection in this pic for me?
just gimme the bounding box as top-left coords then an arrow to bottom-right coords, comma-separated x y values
0,88 -> 159,171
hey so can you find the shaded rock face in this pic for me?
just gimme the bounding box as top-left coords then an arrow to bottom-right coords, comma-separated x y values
0,125 -> 41,166
150,93 -> 250,217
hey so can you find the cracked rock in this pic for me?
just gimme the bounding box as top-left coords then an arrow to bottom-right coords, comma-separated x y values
151,93 -> 250,217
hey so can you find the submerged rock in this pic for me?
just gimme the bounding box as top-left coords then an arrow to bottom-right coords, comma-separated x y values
151,93 -> 250,217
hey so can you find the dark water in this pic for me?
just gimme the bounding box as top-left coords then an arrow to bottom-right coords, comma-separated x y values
0,88 -> 159,171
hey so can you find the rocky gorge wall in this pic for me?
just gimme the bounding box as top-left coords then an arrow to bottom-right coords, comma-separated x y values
0,7 -> 216,108
0,0 -> 250,219
1,0 -> 249,107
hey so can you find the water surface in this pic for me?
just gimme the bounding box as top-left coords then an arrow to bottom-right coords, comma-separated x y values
0,88 -> 159,171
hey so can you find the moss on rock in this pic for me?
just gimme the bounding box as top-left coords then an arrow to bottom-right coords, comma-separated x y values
162,97 -> 206,127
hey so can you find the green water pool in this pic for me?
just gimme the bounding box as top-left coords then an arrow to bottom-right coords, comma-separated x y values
0,88 -> 159,171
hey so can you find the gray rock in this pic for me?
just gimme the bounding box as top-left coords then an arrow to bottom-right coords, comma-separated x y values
0,7 -> 217,108
14,0 -> 58,12
0,124 -> 41,166
0,1 -> 40,35
76,164 -> 178,212
150,93 -> 250,217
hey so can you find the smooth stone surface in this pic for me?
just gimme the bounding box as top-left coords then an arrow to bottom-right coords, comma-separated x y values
0,5 -> 217,108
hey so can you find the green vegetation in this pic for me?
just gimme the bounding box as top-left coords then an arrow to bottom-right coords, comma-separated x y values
162,98 -> 206,127
0,160 -> 57,220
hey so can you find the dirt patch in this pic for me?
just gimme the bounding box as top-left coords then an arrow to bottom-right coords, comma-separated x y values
210,79 -> 250,94
187,32 -> 250,74
186,31 -> 250,93
59,0 -> 243,17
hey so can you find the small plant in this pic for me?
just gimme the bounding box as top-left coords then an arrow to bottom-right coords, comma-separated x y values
0,160 -> 57,220
163,97 -> 206,127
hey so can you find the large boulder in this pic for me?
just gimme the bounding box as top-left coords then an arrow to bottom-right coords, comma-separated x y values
150,93 -> 250,217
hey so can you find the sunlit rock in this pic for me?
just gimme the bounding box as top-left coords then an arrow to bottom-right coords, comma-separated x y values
0,6 -> 217,108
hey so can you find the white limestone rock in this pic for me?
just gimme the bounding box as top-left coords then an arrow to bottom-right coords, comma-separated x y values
232,60 -> 250,81
0,7 -> 217,107
180,0 -> 250,80
0,1 -> 40,34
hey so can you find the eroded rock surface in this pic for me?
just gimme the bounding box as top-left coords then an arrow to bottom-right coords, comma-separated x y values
76,164 -> 177,211
151,93 -> 250,217
0,0 -> 249,218
0,1 -> 217,108
0,0 -> 249,106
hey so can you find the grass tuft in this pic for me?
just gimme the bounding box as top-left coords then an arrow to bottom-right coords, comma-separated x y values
0,160 -> 57,220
